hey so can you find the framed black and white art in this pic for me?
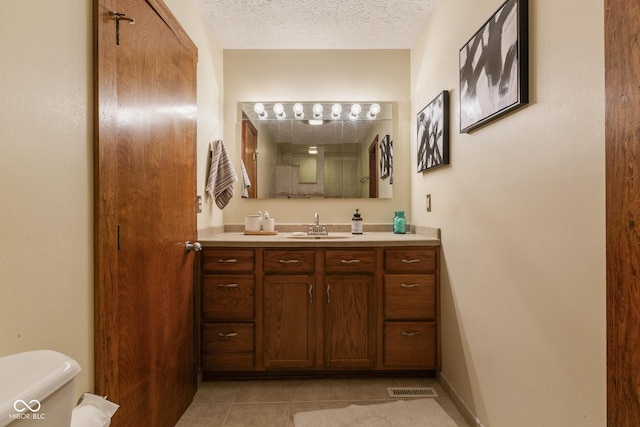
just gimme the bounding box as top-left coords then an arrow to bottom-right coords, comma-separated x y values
459,0 -> 528,133
417,90 -> 449,173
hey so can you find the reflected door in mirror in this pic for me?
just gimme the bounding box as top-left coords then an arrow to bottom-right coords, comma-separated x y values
242,112 -> 258,198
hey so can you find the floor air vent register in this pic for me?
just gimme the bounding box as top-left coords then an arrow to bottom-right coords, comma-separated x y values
387,387 -> 438,398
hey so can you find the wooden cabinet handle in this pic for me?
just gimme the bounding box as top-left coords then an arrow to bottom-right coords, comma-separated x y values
326,283 -> 331,304
401,258 -> 421,264
400,283 -> 420,288
217,332 -> 238,338
279,259 -> 300,264
218,283 -> 238,288
309,283 -> 313,304
217,258 -> 238,263
340,259 -> 361,264
401,331 -> 421,337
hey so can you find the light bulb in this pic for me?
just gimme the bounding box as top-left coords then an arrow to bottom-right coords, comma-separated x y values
293,103 -> 304,119
254,103 -> 268,119
331,103 -> 342,119
313,103 -> 323,119
350,103 -> 361,120
368,103 -> 381,119
273,103 -> 286,120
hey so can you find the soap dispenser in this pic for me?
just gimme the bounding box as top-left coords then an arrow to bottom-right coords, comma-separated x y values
352,209 -> 363,234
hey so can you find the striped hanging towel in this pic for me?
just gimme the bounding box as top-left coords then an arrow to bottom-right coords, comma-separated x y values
206,140 -> 238,209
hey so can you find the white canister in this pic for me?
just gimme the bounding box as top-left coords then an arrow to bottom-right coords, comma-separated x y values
263,218 -> 275,232
244,215 -> 262,232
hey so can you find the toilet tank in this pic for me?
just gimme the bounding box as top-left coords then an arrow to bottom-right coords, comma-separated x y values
0,350 -> 81,427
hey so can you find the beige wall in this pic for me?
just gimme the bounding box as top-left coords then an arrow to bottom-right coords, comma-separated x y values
0,0 -> 94,396
0,0 -> 223,400
221,50 -> 411,226
411,0 -> 605,425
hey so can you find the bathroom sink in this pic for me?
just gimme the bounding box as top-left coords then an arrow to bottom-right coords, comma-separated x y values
287,233 -> 353,240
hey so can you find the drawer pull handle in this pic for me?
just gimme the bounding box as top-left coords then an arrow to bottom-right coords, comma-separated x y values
401,331 -> 421,337
218,258 -> 238,263
326,283 -> 331,304
309,283 -> 313,304
401,258 -> 421,264
279,259 -> 300,264
217,332 -> 238,338
218,283 -> 238,288
400,283 -> 421,288
340,259 -> 361,264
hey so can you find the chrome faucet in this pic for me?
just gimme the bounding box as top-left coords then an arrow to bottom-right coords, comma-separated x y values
306,212 -> 328,235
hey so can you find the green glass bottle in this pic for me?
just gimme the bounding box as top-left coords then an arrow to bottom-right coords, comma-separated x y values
393,211 -> 406,234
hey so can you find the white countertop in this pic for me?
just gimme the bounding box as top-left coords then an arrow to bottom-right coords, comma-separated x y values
198,230 -> 440,247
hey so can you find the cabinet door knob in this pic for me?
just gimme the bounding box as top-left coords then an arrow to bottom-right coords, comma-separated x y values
326,283 -> 331,304
217,258 -> 238,263
401,258 -> 421,264
308,283 -> 313,304
279,259 -> 300,264
401,331 -> 421,337
340,259 -> 361,264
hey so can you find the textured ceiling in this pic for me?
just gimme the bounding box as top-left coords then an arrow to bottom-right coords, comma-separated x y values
195,0 -> 438,49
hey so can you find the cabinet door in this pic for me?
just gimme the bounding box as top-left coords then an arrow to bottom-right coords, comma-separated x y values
324,274 -> 376,369
263,275 -> 315,368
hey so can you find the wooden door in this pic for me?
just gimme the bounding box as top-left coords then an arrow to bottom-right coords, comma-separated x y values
263,275 -> 315,368
94,1 -> 198,426
242,112 -> 258,198
605,0 -> 640,425
324,274 -> 376,369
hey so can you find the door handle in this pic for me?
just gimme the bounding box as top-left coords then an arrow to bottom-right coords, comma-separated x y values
185,241 -> 202,252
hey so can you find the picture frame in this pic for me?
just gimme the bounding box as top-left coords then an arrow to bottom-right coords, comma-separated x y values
459,0 -> 528,133
417,91 -> 449,173
379,134 -> 392,179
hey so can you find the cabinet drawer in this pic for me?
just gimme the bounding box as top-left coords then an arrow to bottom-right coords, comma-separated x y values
264,249 -> 315,273
202,323 -> 255,370
202,323 -> 254,352
201,351 -> 255,371
324,249 -> 376,272
384,248 -> 436,273
384,274 -> 435,320
203,248 -> 255,273
383,322 -> 436,368
203,275 -> 255,321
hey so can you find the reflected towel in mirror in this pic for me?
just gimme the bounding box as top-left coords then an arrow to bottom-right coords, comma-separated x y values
241,159 -> 251,198
206,140 -> 238,209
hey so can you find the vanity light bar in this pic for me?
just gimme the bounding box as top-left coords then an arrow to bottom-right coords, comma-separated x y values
252,103 -> 382,120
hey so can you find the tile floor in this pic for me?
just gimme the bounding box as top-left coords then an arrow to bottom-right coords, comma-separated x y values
175,376 -> 470,427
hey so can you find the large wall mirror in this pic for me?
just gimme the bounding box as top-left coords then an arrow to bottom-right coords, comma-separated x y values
240,102 -> 394,199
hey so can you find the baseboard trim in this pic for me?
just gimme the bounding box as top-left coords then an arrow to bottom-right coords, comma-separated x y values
436,371 -> 484,427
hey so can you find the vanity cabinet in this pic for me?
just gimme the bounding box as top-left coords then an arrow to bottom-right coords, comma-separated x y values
263,249 -> 315,369
199,243 -> 439,376
382,248 -> 438,369
201,248 -> 256,371
324,249 -> 377,369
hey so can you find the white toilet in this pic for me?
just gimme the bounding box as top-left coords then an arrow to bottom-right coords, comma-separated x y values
0,350 -> 81,427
